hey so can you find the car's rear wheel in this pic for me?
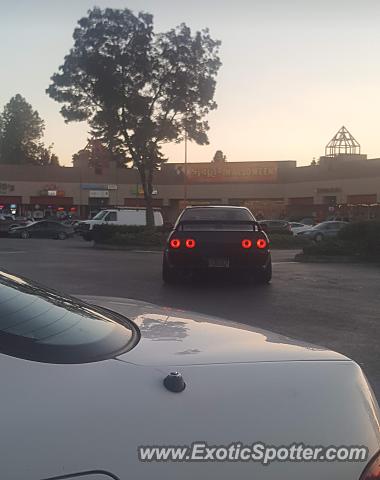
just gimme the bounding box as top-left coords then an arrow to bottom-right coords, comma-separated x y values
162,257 -> 178,284
57,231 -> 67,240
256,262 -> 272,284
21,230 -> 30,239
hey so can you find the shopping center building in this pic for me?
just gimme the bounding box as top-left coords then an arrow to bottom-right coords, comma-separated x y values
1,127 -> 380,221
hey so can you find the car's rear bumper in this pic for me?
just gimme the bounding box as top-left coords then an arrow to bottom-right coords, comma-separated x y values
165,249 -> 271,271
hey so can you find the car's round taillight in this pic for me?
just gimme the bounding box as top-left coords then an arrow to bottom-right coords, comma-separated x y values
241,239 -> 252,249
360,450 -> 380,480
170,238 -> 181,249
185,238 -> 196,249
256,238 -> 268,249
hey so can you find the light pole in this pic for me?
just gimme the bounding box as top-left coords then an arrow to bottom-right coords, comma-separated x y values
79,165 -> 83,219
184,128 -> 188,204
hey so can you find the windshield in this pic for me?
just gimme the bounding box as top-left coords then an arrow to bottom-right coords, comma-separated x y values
92,211 -> 108,220
314,223 -> 327,230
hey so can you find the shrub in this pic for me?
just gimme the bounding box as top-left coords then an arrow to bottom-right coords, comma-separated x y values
92,225 -> 165,247
338,221 -> 380,255
267,234 -> 310,249
302,221 -> 380,258
303,239 -> 354,256
93,227 -> 310,249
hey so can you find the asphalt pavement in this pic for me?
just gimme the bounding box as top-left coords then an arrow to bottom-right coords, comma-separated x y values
0,236 -> 379,398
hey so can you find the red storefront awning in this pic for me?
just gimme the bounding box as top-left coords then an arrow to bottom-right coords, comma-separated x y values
0,196 -> 22,204
30,196 -> 74,206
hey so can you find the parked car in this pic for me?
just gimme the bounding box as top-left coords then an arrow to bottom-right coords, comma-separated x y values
259,219 -> 292,235
299,217 -> 316,226
9,220 -> 75,239
298,221 -> 349,241
163,206 -> 271,283
14,216 -> 35,224
0,214 -> 31,234
68,219 -> 81,232
78,207 -> 164,240
0,213 -> 15,221
0,269 -> 378,479
62,219 -> 80,228
289,221 -> 313,235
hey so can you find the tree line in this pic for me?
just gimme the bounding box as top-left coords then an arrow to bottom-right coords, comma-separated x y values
0,94 -> 59,166
2,7 -> 221,225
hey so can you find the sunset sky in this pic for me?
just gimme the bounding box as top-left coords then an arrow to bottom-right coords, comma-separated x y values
1,0 -> 380,166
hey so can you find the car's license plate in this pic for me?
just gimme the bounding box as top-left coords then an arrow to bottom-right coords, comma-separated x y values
208,258 -> 229,268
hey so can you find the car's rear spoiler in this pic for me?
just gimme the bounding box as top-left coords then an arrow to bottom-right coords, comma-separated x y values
177,220 -> 262,231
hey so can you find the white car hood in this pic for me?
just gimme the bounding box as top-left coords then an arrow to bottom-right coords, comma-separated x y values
91,296 -> 348,366
81,219 -> 98,226
0,296 -> 378,480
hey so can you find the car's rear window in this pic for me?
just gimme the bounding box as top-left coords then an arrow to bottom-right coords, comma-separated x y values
181,208 -> 254,221
0,271 -> 139,364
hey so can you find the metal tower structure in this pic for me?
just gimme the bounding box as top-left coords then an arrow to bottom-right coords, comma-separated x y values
325,126 -> 361,157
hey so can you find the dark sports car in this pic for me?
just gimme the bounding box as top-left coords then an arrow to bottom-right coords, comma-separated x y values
163,206 -> 271,284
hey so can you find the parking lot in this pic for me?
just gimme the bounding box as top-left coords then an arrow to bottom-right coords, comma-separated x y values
0,236 -> 379,398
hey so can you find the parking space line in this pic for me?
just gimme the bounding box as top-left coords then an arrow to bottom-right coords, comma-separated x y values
0,251 -> 27,254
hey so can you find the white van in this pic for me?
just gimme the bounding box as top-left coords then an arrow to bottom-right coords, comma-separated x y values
79,207 -> 164,239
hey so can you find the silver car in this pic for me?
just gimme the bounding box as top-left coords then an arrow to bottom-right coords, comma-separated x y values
298,221 -> 349,242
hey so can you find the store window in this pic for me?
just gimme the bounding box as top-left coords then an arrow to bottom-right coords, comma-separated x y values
323,196 -> 337,205
288,197 -> 314,205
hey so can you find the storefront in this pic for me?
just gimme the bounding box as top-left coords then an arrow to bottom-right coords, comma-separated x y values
226,198 -> 285,220
286,197 -> 315,220
0,152 -> 380,222
86,190 -> 109,217
29,196 -> 74,219
124,184 -> 162,208
0,196 -> 22,215
80,184 -> 118,217
0,182 -> 21,215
